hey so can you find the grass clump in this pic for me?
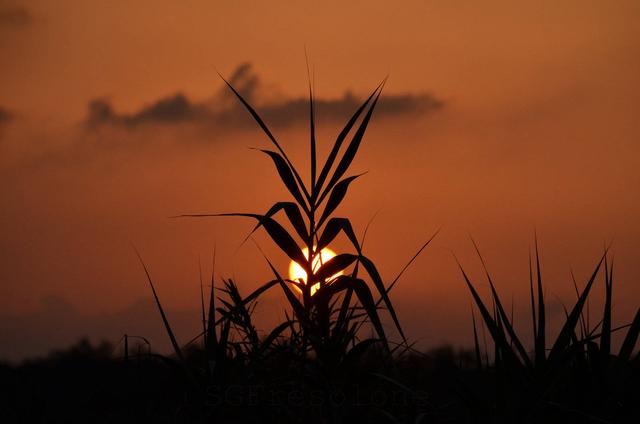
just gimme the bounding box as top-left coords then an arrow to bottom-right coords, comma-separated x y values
458,239 -> 640,422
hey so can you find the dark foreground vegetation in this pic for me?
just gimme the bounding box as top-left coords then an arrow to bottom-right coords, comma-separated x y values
3,75 -> 638,423
1,328 -> 638,423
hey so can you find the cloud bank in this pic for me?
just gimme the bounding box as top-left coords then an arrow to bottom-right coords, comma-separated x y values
86,63 -> 444,130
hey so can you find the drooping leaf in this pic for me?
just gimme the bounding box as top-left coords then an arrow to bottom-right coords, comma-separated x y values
256,150 -> 309,213
246,202 -> 308,245
219,72 -> 311,202
313,253 -> 358,283
180,213 -> 308,272
317,217 -> 361,253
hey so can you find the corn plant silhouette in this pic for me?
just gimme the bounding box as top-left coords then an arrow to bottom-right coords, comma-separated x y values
179,74 -> 424,366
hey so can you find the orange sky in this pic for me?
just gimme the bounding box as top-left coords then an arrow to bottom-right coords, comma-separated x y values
1,0 -> 639,360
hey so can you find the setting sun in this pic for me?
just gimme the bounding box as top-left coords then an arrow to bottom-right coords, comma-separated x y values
288,247 -> 341,295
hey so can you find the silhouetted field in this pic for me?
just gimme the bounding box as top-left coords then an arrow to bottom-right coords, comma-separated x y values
1,337 -> 638,423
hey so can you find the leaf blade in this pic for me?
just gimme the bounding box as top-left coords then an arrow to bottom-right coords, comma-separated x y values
314,82 -> 383,199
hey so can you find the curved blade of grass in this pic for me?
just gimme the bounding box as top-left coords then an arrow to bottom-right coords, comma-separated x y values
379,229 -> 440,301
237,213 -> 308,271
180,213 -> 308,271
313,253 -> 358,283
134,248 -> 196,385
244,279 -> 280,306
359,210 -> 380,251
255,150 -> 309,213
218,72 -> 311,202
316,174 -> 364,229
245,202 -> 308,245
317,217 -> 361,253
359,255 -> 405,342
134,249 -> 184,362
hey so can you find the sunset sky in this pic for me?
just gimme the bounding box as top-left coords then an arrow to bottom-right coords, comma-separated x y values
1,0 -> 639,361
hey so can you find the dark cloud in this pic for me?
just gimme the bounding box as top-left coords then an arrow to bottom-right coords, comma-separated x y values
87,94 -> 206,127
0,6 -> 32,28
86,63 -> 443,130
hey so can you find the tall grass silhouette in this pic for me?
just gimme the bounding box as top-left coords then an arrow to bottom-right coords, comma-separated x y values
177,75 -> 438,366
457,239 -> 640,422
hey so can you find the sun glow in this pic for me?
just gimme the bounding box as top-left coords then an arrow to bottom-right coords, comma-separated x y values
288,247 -> 341,296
